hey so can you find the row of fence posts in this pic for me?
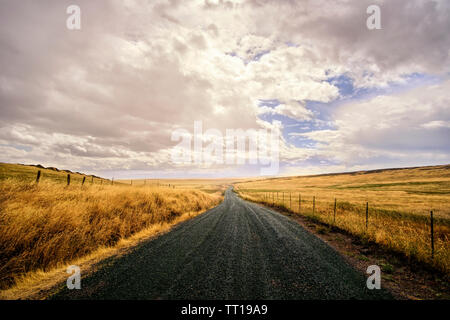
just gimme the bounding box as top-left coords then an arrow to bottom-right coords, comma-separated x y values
263,191 -> 436,259
36,170 -> 110,186
35,170 -> 175,188
35,169 -> 105,186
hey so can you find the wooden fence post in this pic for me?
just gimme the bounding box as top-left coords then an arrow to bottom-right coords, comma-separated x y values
36,170 -> 41,184
67,174 -> 71,186
312,196 -> 315,215
430,210 -> 434,259
298,193 -> 301,214
290,193 -> 292,209
366,202 -> 369,230
82,177 -> 86,186
334,198 -> 337,224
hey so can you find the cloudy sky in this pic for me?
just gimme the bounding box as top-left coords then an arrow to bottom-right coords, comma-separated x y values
0,0 -> 449,179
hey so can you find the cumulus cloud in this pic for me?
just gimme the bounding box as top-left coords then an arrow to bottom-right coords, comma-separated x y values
0,0 -> 449,177
258,101 -> 314,121
297,80 -> 450,169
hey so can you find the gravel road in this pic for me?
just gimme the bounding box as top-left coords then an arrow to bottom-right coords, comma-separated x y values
52,188 -> 391,299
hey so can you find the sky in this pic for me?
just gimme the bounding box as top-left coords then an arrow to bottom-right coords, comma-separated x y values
0,0 -> 449,179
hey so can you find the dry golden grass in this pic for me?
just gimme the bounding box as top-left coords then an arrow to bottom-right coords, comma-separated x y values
235,165 -> 450,274
0,208 -> 208,300
0,179 -> 222,290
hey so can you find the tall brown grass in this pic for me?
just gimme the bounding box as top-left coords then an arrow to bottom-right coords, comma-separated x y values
0,179 -> 222,289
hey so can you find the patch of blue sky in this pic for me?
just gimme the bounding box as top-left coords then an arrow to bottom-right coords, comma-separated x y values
257,99 -> 334,148
287,134 -> 319,149
326,74 -> 355,97
252,50 -> 270,61
0,144 -> 32,152
258,99 -> 281,108
307,72 -> 443,122
326,72 -> 442,103
285,42 -> 299,47
399,72 -> 442,87
285,156 -> 340,168
257,111 -> 326,149
283,116 -> 333,148
258,72 -> 442,150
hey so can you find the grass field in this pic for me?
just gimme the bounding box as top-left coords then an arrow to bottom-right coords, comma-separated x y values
118,178 -> 245,194
0,163 -> 223,290
235,165 -> 450,274
1,161 -> 449,295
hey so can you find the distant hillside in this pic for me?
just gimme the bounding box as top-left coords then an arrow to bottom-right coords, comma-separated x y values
292,164 -> 450,179
236,164 -> 450,215
0,162 -> 109,185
